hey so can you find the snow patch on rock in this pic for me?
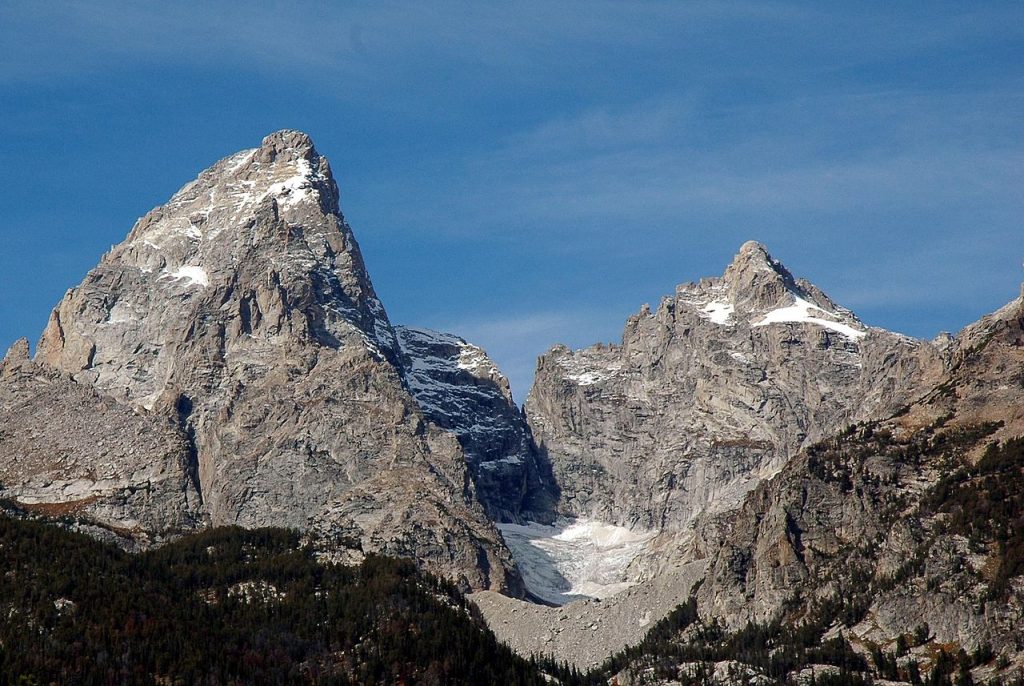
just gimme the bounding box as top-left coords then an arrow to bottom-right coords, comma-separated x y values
557,353 -> 622,387
266,158 -> 322,207
754,294 -> 865,340
395,326 -> 515,439
565,370 -> 613,386
163,265 -> 209,288
700,300 -> 735,325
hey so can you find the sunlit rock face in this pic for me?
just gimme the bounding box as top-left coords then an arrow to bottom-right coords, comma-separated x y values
694,288 -> 1024,651
22,130 -> 521,593
526,242 -> 944,559
0,338 -> 201,545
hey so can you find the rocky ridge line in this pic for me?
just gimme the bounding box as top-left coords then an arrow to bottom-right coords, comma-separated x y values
394,325 -> 557,522
526,241 -> 942,541
5,130 -> 524,593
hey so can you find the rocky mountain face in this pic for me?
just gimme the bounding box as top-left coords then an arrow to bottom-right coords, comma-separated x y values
5,130 -> 524,592
4,127 -> 1023,682
696,287 -> 1024,634
476,244 -> 954,664
394,326 -> 556,522
526,241 -> 943,539
0,338 -> 200,546
479,280 -> 1024,682
601,288 -> 1024,684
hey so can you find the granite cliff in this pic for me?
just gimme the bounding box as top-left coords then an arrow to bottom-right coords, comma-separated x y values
597,284 -> 1024,684
482,268 -> 1024,681
394,325 -> 557,522
526,242 -> 943,538
2,131 -> 533,592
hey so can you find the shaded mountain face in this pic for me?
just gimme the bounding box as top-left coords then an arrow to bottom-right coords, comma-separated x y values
526,241 -> 944,539
394,326 -> 557,523
9,130 -> 523,593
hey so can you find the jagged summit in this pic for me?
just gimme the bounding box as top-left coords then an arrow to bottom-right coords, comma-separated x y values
721,240 -> 802,304
526,240 -> 939,535
18,132 -> 523,593
125,129 -> 339,249
3,337 -> 29,364
676,241 -> 865,340
38,128 -> 396,396
724,240 -> 788,277
259,129 -> 317,157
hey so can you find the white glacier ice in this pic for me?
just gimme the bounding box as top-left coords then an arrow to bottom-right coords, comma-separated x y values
497,518 -> 657,605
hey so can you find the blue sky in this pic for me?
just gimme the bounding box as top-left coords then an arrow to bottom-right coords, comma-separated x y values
1,2 -> 1022,399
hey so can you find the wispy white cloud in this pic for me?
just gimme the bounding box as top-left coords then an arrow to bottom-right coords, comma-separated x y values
0,2 -> 766,83
479,87 -> 1024,218
6,1 -> 1019,85
497,98 -> 700,160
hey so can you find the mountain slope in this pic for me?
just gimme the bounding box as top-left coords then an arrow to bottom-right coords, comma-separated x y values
0,338 -> 200,544
480,269 -> 1024,680
6,131 -> 519,592
696,286 -> 1024,641
394,325 -> 557,522
526,241 -> 942,540
0,514 -> 579,685
599,288 -> 1024,684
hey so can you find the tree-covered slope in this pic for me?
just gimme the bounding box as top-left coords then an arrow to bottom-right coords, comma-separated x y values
0,514 -> 578,685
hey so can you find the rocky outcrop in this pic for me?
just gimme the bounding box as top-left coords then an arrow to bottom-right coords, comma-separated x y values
526,241 -> 943,536
478,273 -> 1024,674
913,284 -> 1024,437
395,325 -> 556,522
0,338 -> 200,545
470,242 -> 950,664
18,130 -> 520,592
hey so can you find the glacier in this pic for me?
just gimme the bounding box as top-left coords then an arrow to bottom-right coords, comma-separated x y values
497,518 -> 657,605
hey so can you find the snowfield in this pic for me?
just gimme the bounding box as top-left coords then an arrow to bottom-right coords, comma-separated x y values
497,519 -> 657,605
754,294 -> 866,340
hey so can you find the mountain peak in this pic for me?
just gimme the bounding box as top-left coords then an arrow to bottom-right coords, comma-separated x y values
724,241 -> 796,285
2,337 -> 29,365
257,129 -> 318,163
20,133 -> 524,594
720,241 -> 802,312
667,241 -> 867,340
738,239 -> 771,259
37,131 -> 397,397
122,129 -> 337,252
